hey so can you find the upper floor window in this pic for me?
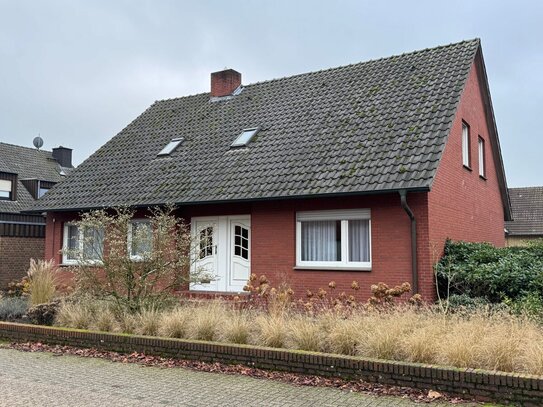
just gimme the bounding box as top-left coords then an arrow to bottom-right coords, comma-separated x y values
478,136 -> 486,178
462,122 -> 471,168
296,209 -> 371,270
0,172 -> 16,200
0,179 -> 12,200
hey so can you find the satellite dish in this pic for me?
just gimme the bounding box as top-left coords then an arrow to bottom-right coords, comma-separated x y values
33,136 -> 44,150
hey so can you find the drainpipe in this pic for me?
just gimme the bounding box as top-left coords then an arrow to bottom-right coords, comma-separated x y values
399,190 -> 418,294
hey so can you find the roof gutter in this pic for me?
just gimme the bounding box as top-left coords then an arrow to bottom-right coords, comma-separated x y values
399,190 -> 418,294
25,186 -> 431,214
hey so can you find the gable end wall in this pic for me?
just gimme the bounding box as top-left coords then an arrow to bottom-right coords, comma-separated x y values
428,60 -> 505,262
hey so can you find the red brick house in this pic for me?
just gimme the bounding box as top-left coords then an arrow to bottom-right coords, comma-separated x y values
0,142 -> 72,288
32,39 -> 510,300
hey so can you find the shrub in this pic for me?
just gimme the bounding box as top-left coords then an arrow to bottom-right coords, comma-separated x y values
436,239 -> 543,303
26,300 -> 60,325
6,276 -> 30,297
0,296 -> 29,321
27,259 -> 58,306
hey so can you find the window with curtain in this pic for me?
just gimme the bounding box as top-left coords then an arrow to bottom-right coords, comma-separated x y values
296,209 -> 371,269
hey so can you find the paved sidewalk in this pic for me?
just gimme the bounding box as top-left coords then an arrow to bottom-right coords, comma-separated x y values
0,348 -> 470,407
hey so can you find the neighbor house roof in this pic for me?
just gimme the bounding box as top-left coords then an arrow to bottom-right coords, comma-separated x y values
0,142 -> 67,213
32,39 -> 509,214
505,187 -> 543,236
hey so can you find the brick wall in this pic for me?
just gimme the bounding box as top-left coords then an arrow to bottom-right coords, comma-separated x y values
427,58 -> 506,271
0,236 -> 44,288
1,321 -> 542,405
45,194 -> 429,301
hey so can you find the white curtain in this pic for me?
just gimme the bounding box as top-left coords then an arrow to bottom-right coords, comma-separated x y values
301,221 -> 340,261
349,220 -> 370,262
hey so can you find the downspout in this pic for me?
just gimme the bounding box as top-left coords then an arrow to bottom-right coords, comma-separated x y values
399,190 -> 418,294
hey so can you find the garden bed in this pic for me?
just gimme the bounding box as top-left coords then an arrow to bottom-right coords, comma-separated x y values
0,320 -> 541,405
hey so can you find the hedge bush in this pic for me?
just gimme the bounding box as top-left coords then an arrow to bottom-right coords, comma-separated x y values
435,239 -> 543,303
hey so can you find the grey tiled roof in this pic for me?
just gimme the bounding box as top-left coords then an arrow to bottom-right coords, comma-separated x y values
505,187 -> 543,236
35,39 -> 481,211
0,142 -> 66,213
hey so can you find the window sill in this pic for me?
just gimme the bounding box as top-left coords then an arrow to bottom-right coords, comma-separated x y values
463,164 -> 472,172
479,175 -> 487,181
294,266 -> 371,272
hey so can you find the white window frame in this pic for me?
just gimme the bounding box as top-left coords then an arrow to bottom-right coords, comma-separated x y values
0,179 -> 12,200
462,122 -> 471,168
296,209 -> 371,270
62,223 -> 103,265
478,136 -> 486,178
127,219 -> 152,261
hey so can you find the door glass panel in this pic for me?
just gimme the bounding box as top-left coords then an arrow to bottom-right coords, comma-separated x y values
199,227 -> 213,259
233,225 -> 249,260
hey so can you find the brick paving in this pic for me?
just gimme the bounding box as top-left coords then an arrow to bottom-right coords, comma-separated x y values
0,348 -> 474,406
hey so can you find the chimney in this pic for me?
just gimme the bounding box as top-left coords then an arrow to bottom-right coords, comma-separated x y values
211,69 -> 241,97
52,146 -> 73,168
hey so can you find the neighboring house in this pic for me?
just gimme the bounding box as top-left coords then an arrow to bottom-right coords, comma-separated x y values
505,187 -> 543,246
32,39 -> 510,300
0,142 -> 72,287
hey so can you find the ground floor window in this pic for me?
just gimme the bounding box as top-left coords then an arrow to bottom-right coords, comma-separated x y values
62,223 -> 104,264
296,209 -> 371,269
128,219 -> 153,260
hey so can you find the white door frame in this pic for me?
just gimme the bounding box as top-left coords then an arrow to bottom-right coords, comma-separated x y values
190,215 -> 251,292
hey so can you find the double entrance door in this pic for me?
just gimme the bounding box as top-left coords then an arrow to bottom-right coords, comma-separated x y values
191,215 -> 251,292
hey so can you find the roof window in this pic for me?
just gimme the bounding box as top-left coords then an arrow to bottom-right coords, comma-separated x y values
231,128 -> 259,148
157,137 -> 184,156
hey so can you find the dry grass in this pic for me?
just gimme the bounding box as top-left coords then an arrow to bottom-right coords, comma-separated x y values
92,307 -> 118,332
27,259 -> 58,306
53,300 -> 543,376
220,311 -> 252,344
136,308 -> 162,336
159,307 -> 191,338
55,301 -> 94,329
189,300 -> 226,341
255,314 -> 289,348
288,316 -> 323,352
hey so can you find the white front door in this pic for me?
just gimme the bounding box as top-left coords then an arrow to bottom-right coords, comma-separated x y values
191,215 -> 251,292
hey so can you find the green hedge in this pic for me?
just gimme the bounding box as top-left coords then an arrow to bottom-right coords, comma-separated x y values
435,239 -> 543,303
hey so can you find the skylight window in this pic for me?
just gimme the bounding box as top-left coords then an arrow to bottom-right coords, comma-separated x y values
157,137 -> 184,156
231,128 -> 259,148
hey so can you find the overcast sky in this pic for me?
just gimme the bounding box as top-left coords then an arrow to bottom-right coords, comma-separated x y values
0,0 -> 541,187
